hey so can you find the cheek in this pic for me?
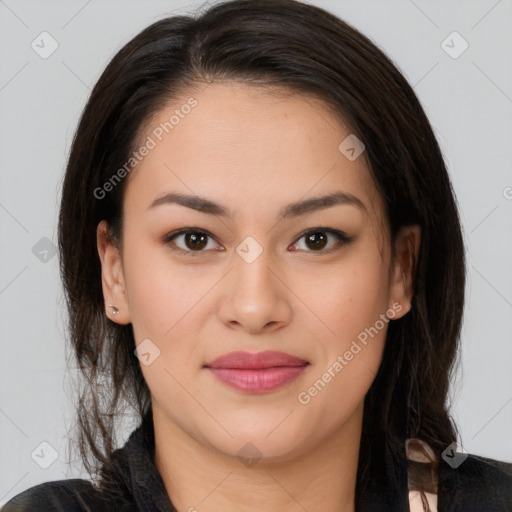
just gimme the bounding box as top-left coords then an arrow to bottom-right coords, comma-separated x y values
123,245 -> 209,403
296,273 -> 388,430
303,253 -> 390,337
122,239 -> 211,339
298,251 -> 390,397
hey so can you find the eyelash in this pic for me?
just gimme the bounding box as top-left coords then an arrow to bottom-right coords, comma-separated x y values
162,227 -> 353,257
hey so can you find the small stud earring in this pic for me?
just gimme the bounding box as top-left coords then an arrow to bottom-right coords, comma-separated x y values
109,304 -> 119,316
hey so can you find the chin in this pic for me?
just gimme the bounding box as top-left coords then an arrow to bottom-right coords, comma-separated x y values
208,430 -> 311,467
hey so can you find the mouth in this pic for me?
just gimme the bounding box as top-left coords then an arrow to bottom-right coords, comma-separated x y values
204,351 -> 310,393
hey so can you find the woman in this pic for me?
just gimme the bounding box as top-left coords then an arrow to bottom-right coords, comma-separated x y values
3,0 -> 511,510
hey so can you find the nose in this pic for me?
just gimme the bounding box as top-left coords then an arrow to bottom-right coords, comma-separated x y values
216,244 -> 292,334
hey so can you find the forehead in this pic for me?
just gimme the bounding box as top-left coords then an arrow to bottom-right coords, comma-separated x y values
125,81 -> 384,227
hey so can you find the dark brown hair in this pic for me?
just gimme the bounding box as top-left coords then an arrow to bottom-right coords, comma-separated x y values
58,0 -> 465,506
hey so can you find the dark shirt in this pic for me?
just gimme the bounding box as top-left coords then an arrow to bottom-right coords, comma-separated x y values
2,412 -> 512,511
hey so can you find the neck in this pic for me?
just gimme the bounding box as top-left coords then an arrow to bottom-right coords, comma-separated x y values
152,402 -> 362,512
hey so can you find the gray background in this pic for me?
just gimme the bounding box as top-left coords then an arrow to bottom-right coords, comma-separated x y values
1,0 -> 511,504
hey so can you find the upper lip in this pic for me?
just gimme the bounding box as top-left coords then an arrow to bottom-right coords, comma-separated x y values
205,350 -> 309,369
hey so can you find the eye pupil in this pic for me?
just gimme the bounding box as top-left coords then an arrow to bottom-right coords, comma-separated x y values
306,232 -> 327,250
186,231 -> 208,250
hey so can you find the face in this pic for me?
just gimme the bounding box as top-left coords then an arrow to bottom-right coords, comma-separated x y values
97,81 -> 418,463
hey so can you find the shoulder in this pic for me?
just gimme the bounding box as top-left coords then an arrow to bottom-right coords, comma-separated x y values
440,453 -> 512,510
0,478 -> 128,512
407,440 -> 512,511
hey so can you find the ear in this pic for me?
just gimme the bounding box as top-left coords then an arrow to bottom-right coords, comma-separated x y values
388,224 -> 421,319
97,220 -> 131,324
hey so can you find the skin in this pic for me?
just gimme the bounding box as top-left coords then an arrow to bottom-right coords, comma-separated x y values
97,81 -> 421,512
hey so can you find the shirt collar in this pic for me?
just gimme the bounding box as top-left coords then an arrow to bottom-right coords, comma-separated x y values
123,411 -> 178,511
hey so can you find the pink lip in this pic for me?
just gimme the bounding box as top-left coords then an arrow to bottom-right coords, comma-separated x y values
205,351 -> 309,393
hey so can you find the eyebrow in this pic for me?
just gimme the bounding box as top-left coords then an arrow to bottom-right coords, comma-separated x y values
147,190 -> 367,219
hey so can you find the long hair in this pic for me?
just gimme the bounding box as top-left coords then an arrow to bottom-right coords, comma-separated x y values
57,0 -> 465,505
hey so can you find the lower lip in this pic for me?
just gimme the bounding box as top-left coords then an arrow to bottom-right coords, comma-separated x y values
207,365 -> 308,393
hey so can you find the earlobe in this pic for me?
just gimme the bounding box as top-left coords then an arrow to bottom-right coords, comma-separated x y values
388,224 -> 421,320
96,220 -> 131,324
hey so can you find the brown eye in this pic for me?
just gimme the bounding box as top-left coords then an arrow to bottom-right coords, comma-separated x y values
164,229 -> 219,255
291,229 -> 352,253
305,232 -> 328,250
164,227 -> 352,257
183,231 -> 208,250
